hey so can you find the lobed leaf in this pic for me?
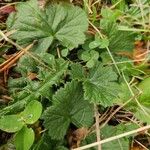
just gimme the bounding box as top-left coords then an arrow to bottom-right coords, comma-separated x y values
7,0 -> 88,50
42,81 -> 93,139
83,63 -> 120,106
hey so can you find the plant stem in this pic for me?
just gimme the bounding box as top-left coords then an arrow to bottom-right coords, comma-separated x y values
94,104 -> 101,150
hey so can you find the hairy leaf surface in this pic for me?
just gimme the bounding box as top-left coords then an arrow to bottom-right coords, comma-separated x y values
83,63 -> 120,106
7,0 -> 88,50
42,81 -> 93,139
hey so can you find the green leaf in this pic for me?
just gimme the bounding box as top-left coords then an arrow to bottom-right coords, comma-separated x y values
135,106 -> 150,124
61,48 -> 69,57
86,59 -> 95,68
16,55 -> 38,75
20,100 -> 42,124
111,0 -> 126,11
127,0 -> 149,20
81,51 -> 91,61
8,0 -> 88,50
98,38 -> 109,48
90,50 -> 99,60
89,38 -> 109,49
101,124 -> 137,150
102,21 -> 135,52
14,126 -> 34,150
42,81 -> 93,139
80,50 -> 99,68
100,7 -> 135,52
82,124 -> 138,150
70,63 -> 86,80
0,115 -> 24,133
33,132 -> 68,150
101,7 -> 122,22
134,77 -> 150,123
0,59 -> 68,116
138,77 -> 150,104
83,63 -> 120,106
89,40 -> 101,49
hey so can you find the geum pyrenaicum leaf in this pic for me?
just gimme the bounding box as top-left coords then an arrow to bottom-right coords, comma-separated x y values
100,7 -> 135,52
7,0 -> 88,51
83,63 -> 120,106
42,81 -> 93,140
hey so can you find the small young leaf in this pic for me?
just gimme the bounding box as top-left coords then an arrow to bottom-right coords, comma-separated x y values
81,51 -> 91,61
61,48 -> 69,57
20,100 -> 42,124
89,41 -> 101,49
98,38 -> 109,48
86,59 -> 95,68
0,115 -> 24,133
80,50 -> 99,68
90,50 -> 99,60
14,126 -> 34,150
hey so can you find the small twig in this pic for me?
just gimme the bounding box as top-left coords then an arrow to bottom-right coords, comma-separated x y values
134,139 -> 149,150
88,107 -> 110,134
0,30 -> 55,71
0,2 -> 20,11
57,47 -> 61,58
0,51 -> 22,68
0,30 -> 16,42
101,103 -> 130,129
0,43 -> 34,72
72,125 -> 150,150
99,107 -> 112,123
94,104 -> 101,150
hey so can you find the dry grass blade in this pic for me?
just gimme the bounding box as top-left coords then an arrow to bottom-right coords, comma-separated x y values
0,43 -> 34,72
100,92 -> 142,129
94,104 -> 101,150
73,125 -> 150,150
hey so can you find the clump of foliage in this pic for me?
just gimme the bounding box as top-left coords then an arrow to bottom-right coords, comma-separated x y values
0,0 -> 150,149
